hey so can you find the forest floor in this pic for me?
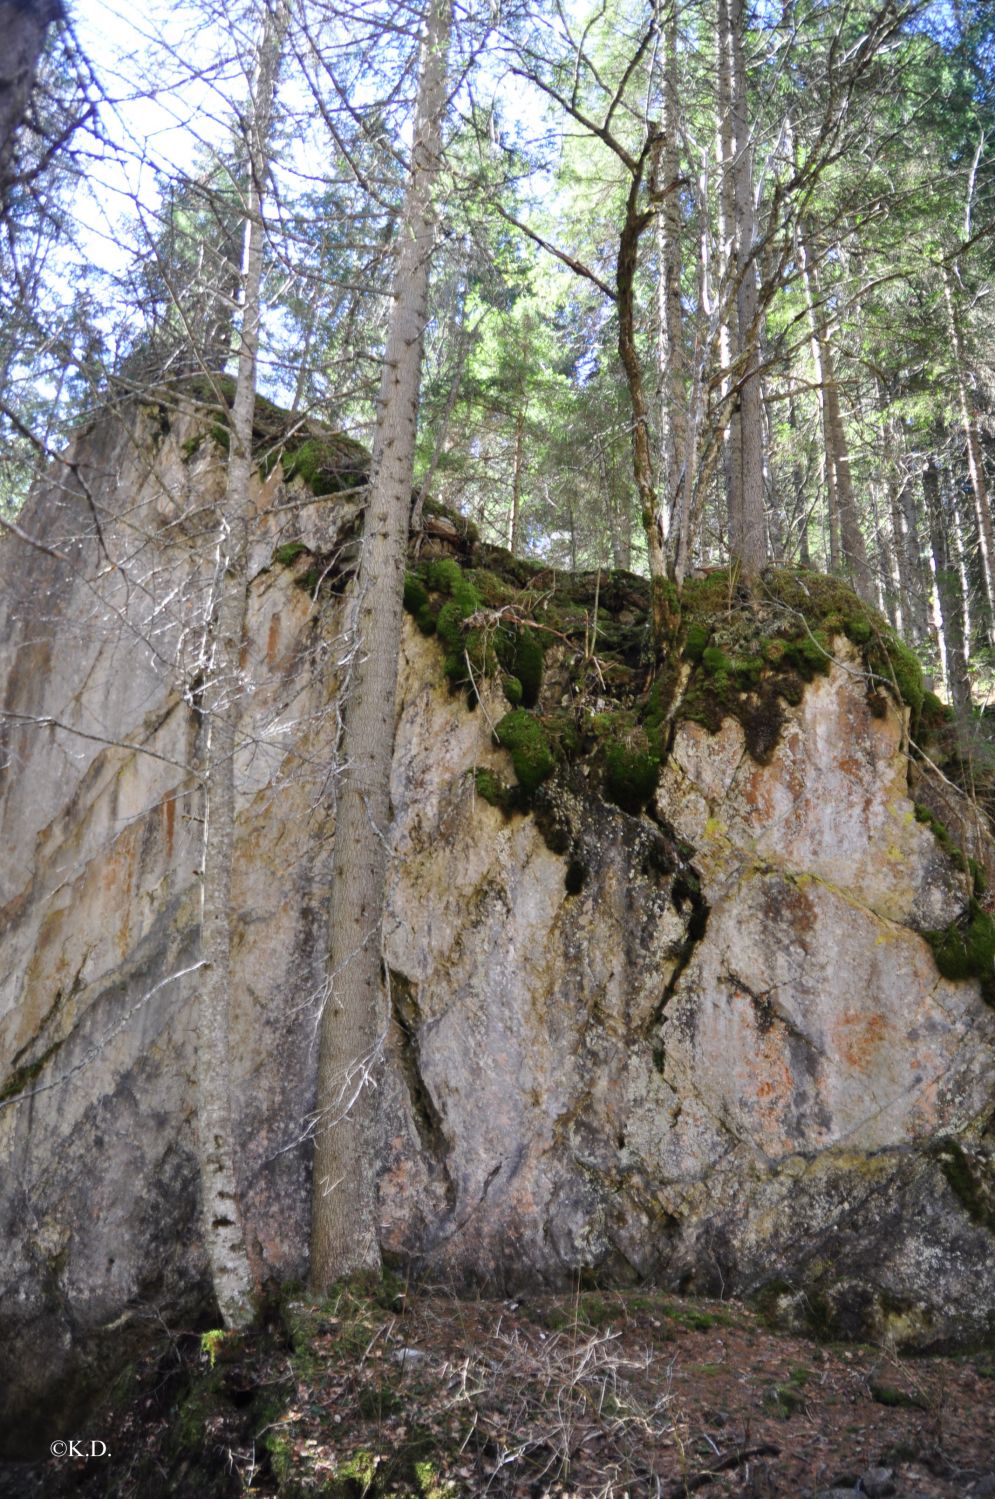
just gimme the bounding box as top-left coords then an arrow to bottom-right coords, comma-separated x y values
8,1281 -> 995,1499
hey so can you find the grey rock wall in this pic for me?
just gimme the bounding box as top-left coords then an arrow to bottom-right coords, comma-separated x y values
1,399 -> 993,1456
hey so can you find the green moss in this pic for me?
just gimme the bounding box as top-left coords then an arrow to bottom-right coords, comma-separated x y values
913,803 -> 967,872
433,569 -> 484,690
493,623 -> 544,707
501,674 -> 523,706
604,741 -> 661,814
0,1040 -> 60,1103
780,630 -> 832,679
474,768 -> 516,812
923,898 -> 995,1001
280,434 -> 369,497
933,1138 -> 995,1233
869,1379 -> 929,1411
425,558 -> 464,595
510,627 -> 544,706
274,541 -> 309,567
702,645 -> 730,678
403,573 -> 429,617
683,620 -> 710,661
494,710 -> 555,794
872,631 -> 925,717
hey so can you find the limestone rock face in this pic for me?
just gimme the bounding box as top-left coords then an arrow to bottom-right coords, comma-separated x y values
1,401 -> 993,1456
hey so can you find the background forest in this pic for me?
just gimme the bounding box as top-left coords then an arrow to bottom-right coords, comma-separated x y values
2,0 -> 994,708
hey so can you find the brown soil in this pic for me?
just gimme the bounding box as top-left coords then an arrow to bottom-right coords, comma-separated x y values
10,1286 -> 995,1498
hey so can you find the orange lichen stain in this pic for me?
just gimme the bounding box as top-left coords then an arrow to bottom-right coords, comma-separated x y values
266,612 -> 281,666
742,768 -> 773,819
163,794 -> 176,857
836,1009 -> 888,1070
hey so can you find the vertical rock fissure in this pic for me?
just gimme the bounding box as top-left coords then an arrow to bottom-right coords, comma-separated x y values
388,968 -> 456,1212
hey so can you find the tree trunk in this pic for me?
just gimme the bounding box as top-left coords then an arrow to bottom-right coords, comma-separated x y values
727,0 -> 765,579
0,0 -> 62,211
197,0 -> 289,1329
716,0 -> 765,580
310,0 -> 452,1292
508,405 -> 524,556
923,454 -> 971,714
616,131 -> 673,641
797,225 -> 872,601
943,264 -> 995,644
656,2 -> 685,556
715,0 -> 741,554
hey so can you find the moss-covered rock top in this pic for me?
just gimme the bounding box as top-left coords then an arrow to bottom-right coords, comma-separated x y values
404,548 -> 929,810
168,372 -> 370,496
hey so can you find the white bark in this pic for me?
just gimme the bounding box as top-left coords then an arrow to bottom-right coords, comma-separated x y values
197,0 -> 289,1329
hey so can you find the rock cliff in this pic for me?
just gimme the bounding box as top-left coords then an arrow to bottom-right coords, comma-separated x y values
1,394 -> 993,1456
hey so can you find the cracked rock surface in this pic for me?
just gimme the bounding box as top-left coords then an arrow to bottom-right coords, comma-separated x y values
1,400 -> 993,1456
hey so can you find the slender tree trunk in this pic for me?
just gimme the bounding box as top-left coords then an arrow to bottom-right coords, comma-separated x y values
616,131 -> 674,641
197,0 -> 289,1329
797,225 -> 872,600
508,405 -> 525,556
715,0 -> 741,551
727,0 -> 764,578
656,0 -> 685,556
899,472 -> 930,645
944,264 -> 995,644
923,454 -> 971,714
715,0 -> 765,579
879,398 -> 929,645
0,0 -> 62,211
310,0 -> 452,1292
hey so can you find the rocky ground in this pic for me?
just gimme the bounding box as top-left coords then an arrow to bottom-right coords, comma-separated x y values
4,1282 -> 993,1498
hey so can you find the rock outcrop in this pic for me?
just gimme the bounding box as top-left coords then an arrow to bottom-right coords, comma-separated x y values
1,395 -> 993,1456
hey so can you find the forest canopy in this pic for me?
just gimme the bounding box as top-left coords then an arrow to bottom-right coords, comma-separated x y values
1,0 -> 994,705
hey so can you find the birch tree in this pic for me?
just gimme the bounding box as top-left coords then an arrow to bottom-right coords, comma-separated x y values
310,0 -> 453,1290
196,0 -> 290,1329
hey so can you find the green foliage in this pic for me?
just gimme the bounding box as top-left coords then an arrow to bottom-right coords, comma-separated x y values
493,710 -> 555,794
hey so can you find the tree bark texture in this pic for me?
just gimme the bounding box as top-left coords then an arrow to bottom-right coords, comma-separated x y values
616,131 -> 673,643
655,2 -> 686,559
310,0 -> 452,1292
197,0 -> 288,1329
797,226 -> 872,601
923,454 -> 971,714
716,0 -> 765,580
944,265 -> 995,644
0,0 -> 61,210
